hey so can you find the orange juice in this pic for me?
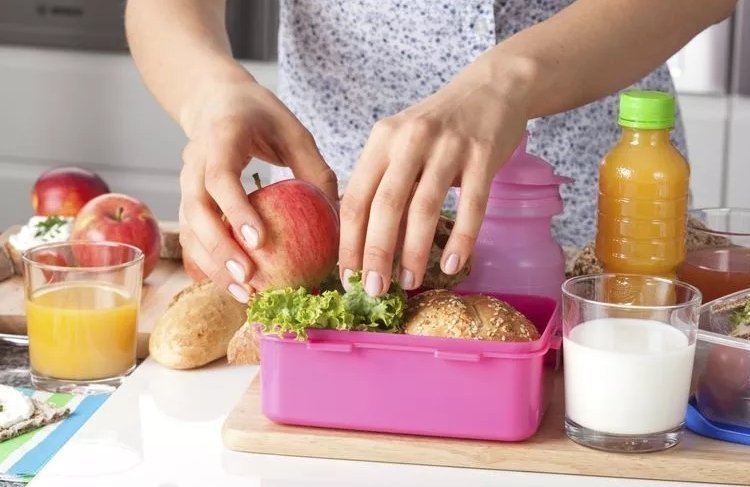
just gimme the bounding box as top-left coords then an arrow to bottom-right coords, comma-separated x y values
595,91 -> 689,279
26,281 -> 138,381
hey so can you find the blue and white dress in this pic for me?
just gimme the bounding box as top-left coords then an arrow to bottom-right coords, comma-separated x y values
270,0 -> 687,247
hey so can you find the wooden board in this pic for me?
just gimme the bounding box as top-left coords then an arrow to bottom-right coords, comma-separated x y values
222,374 -> 750,486
0,226 -> 192,358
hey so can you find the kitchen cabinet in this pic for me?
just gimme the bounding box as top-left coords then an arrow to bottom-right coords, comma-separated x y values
0,46 -> 276,230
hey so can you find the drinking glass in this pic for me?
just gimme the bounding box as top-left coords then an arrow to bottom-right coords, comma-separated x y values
677,208 -> 750,303
562,274 -> 701,453
23,241 -> 143,394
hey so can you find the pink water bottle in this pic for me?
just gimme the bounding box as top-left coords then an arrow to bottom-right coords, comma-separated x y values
455,132 -> 572,301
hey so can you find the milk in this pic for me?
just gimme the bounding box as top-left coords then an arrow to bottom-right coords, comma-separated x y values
564,318 -> 695,435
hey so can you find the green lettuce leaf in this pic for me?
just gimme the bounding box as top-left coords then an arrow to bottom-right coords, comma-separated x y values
246,271 -> 405,340
343,271 -> 406,332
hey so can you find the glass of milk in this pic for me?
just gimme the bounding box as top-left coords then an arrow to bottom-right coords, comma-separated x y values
562,274 -> 702,453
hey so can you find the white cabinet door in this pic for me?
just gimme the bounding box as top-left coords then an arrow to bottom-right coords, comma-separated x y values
725,96 -> 750,208
0,47 -> 278,230
677,94 -> 728,208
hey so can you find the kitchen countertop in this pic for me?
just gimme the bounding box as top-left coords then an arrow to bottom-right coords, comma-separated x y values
11,356 -> 720,487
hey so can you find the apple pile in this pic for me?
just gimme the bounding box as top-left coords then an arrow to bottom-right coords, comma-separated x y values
30,166 -> 161,279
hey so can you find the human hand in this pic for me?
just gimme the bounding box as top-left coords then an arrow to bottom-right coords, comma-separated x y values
338,59 -> 530,296
179,74 -> 338,302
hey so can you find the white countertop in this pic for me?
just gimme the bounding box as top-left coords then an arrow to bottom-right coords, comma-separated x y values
29,359 -> 719,487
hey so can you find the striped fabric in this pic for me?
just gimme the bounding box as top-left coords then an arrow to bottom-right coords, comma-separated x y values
0,388 -> 108,483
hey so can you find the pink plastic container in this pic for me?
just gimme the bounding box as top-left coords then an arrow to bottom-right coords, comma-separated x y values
454,132 -> 572,302
260,293 -> 561,441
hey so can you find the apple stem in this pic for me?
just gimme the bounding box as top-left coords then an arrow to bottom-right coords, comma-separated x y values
252,173 -> 263,191
115,206 -> 125,221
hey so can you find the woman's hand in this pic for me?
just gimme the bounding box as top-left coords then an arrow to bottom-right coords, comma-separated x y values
179,74 -> 338,302
338,58 -> 532,296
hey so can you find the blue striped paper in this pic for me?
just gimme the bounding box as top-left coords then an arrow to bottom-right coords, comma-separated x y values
0,388 -> 109,483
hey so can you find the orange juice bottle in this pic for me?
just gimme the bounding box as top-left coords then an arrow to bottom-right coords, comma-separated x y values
596,91 -> 689,280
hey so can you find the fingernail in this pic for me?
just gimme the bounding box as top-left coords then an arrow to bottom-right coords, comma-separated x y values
342,268 -> 354,291
443,254 -> 460,275
228,283 -> 250,303
225,259 -> 245,284
399,268 -> 414,289
365,271 -> 383,297
241,224 -> 259,249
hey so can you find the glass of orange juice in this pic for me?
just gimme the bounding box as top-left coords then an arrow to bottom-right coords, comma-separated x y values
23,241 -> 143,394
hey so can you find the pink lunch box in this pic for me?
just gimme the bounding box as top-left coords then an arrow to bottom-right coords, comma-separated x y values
259,293 -> 561,441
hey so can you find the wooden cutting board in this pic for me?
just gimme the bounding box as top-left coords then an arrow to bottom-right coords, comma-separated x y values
223,373 -> 750,486
0,226 -> 192,358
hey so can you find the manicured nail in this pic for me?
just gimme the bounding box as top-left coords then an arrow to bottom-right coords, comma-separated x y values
228,283 -> 250,303
365,271 -> 383,297
342,268 -> 354,291
443,254 -> 460,275
241,224 -> 259,249
225,259 -> 245,284
399,268 -> 414,290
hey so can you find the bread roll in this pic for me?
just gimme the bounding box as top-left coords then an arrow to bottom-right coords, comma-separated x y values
149,280 -> 247,369
227,324 -> 261,365
404,290 -> 539,342
462,294 -> 539,341
403,289 -> 477,339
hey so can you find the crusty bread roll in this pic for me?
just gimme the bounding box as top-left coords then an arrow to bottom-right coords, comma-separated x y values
402,289 -> 476,339
462,294 -> 539,341
227,324 -> 261,365
149,280 -> 247,369
404,289 -> 539,342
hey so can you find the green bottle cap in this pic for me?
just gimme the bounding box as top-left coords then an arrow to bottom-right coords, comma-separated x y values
618,90 -> 675,130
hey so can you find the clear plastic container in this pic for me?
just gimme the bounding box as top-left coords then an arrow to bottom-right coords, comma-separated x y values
259,293 -> 560,441
692,288 -> 750,429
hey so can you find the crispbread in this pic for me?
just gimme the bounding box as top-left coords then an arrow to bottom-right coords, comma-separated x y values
0,399 -> 70,442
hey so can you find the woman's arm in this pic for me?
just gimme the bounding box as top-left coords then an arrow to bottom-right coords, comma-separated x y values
125,0 -> 337,302
339,0 -> 737,297
125,0 -> 247,136
486,0 -> 737,118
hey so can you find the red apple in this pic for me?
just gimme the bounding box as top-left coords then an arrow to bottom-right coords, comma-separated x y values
32,166 -> 110,217
234,178 -> 338,291
71,193 -> 161,278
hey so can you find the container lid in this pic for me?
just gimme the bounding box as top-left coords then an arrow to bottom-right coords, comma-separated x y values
495,132 -> 572,186
685,399 -> 750,445
618,90 -> 675,130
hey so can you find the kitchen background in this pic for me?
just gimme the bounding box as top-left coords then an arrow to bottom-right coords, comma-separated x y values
0,0 -> 747,230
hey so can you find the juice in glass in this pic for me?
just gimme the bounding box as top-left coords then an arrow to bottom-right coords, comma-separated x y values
677,208 -> 750,303
27,281 -> 138,381
23,241 -> 143,393
595,91 -> 689,279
